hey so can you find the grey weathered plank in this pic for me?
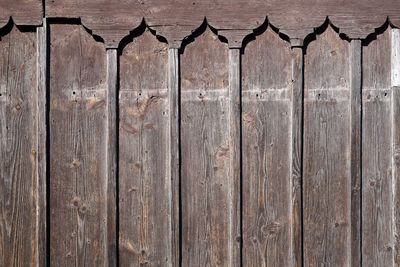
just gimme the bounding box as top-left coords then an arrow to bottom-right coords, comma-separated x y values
106,48 -> 117,266
362,28 -> 393,266
49,23 -> 112,266
350,39 -> 362,267
391,28 -> 400,266
290,45 -> 303,267
0,24 -> 39,267
180,27 -> 231,266
228,47 -> 241,267
168,47 -> 180,266
241,27 -> 293,266
303,26 -> 352,266
36,18 -> 48,267
118,28 -> 171,266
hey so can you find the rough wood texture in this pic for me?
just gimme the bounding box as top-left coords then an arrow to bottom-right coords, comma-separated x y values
290,45 -> 303,267
49,24 -> 112,266
228,48 -> 241,267
106,48 -> 118,266
349,39 -> 361,267
168,47 -> 180,266
180,27 -> 231,266
0,23 -> 39,267
36,19 -> 48,267
241,26 -> 293,266
392,28 -> 400,266
362,28 -> 393,266
303,26 -> 352,266
41,0 -> 400,47
118,28 -> 171,266
0,0 -> 42,27
5,1 -> 400,265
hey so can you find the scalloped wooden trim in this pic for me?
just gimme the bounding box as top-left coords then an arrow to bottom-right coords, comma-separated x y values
1,14 -> 399,49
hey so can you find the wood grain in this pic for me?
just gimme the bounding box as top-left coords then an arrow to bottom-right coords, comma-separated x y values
362,28 -> 393,266
106,48 -> 117,266
303,26 -> 352,266
36,19 -> 48,267
228,48 -> 241,267
180,27 -> 231,266
241,26 -> 293,266
49,23 -> 111,266
118,28 -> 171,266
0,0 -> 42,26
349,39 -> 361,267
391,28 -> 400,266
168,47 -> 180,266
0,23 -> 39,267
41,0 -> 400,47
290,45 -> 303,267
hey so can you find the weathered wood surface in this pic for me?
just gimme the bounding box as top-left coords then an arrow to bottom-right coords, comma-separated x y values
362,28 -> 393,266
39,0 -> 400,47
303,26 -> 352,266
3,0 -> 400,46
349,39 -> 361,267
180,27 -> 232,266
36,18 -> 48,267
392,28 -> 400,266
118,28 -> 172,266
228,47 -> 241,267
49,23 -> 114,266
289,45 -> 303,267
0,0 -> 42,27
167,47 -> 180,267
4,1 -> 400,265
0,23 -> 40,267
241,26 -> 294,266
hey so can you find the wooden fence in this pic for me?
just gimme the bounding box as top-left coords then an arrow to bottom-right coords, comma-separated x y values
2,1 -> 400,266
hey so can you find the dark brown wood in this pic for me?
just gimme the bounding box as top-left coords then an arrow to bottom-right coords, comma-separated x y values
118,28 -> 172,266
0,23 -> 40,267
49,23 -> 114,266
180,27 -> 231,266
241,26 -> 293,266
303,26 -> 352,266
362,28 -> 393,266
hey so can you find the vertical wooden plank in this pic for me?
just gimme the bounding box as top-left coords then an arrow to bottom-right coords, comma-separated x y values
241,27 -> 293,266
106,48 -> 117,266
0,24 -> 39,266
49,24 -> 112,266
362,29 -> 393,266
303,26 -> 352,266
168,47 -> 180,266
228,47 -> 241,267
118,29 -> 171,266
36,19 -> 48,267
180,27 -> 231,266
392,28 -> 400,266
290,45 -> 303,267
350,39 -> 362,267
